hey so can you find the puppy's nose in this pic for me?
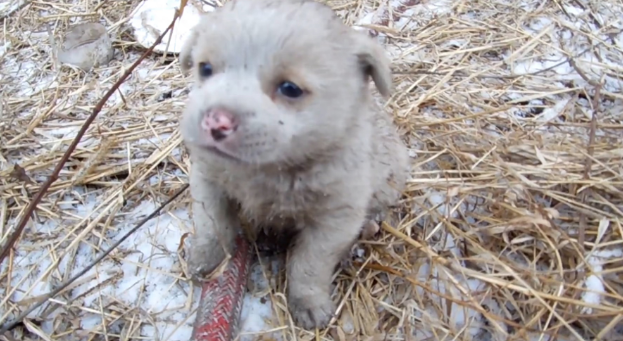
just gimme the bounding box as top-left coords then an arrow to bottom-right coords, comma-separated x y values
201,107 -> 238,142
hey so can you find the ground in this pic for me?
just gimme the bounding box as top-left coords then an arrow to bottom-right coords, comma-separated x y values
1,0 -> 622,340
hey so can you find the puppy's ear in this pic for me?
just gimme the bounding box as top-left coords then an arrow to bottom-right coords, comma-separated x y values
179,26 -> 199,73
352,32 -> 393,98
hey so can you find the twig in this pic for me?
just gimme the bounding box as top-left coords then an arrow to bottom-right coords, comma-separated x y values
583,85 -> 602,181
568,57 -> 603,253
569,58 -> 599,87
0,11 -> 181,266
577,82 -> 602,249
93,0 -> 110,12
0,183 -> 189,333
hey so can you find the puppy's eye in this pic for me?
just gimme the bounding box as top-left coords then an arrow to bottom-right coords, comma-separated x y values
277,81 -> 303,98
198,62 -> 213,78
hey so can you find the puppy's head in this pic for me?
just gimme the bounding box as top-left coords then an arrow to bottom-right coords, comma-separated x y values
179,0 -> 392,166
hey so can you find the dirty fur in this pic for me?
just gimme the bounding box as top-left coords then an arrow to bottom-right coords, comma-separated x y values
179,0 -> 410,330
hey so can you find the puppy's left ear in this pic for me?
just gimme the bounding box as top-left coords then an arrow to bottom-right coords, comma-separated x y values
352,31 -> 393,98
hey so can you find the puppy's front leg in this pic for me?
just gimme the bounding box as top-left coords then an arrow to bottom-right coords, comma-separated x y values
187,161 -> 238,283
287,208 -> 364,330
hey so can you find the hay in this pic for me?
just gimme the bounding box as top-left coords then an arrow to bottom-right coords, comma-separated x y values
1,0 -> 622,340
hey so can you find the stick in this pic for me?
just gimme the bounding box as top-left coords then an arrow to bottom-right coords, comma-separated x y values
0,10 -> 181,265
0,183 -> 189,333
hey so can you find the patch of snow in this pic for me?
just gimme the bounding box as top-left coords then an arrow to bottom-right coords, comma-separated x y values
581,221 -> 623,314
593,248 -> 623,259
353,11 -> 375,31
0,41 -> 9,58
2,59 -> 57,97
0,0 -> 26,16
402,228 -> 487,339
562,4 -> 587,17
354,0 -> 455,34
409,261 -> 486,339
535,97 -> 571,122
523,334 -> 565,341
129,0 -> 215,53
0,196 -> 198,340
581,273 -> 604,314
406,0 -> 454,17
0,193 -> 285,340
511,8 -> 623,94
238,295 -> 277,341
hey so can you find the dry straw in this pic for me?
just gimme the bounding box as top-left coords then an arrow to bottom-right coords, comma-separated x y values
1,0 -> 623,340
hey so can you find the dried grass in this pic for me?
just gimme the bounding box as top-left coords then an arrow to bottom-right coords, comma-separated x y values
1,0 -> 622,340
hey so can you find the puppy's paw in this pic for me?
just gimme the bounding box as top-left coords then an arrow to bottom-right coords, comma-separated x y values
289,293 -> 335,330
187,240 -> 228,284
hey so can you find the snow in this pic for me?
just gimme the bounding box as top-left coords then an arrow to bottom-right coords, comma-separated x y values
0,200 -> 194,339
508,4 -> 623,94
129,0 -> 215,53
238,295 -> 276,341
407,235 -> 487,340
0,193 -> 282,340
0,0 -> 26,16
580,219 -> 621,314
534,97 -> 572,122
581,273 -> 604,314
0,42 -> 9,58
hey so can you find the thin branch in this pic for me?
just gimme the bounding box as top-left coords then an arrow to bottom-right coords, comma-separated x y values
0,183 -> 189,333
568,55 -> 603,254
0,10 -> 181,265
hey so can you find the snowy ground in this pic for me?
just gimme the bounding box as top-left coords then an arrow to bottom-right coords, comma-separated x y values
1,0 -> 623,340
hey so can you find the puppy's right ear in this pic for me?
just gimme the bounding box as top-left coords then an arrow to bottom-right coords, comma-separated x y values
351,31 -> 393,98
179,26 -> 199,73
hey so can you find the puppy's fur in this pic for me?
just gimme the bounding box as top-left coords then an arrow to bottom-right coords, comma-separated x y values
179,0 -> 410,330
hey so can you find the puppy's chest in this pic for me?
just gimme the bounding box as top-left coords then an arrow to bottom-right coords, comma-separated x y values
218,171 -> 324,220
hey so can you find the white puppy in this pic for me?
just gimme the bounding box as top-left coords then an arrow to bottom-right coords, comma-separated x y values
179,0 -> 410,330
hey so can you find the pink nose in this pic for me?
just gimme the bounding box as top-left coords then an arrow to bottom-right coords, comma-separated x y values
201,108 -> 237,142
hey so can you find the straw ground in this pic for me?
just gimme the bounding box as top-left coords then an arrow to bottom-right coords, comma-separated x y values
1,0 -> 623,340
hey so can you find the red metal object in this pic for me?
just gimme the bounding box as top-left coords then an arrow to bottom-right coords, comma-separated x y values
191,236 -> 252,341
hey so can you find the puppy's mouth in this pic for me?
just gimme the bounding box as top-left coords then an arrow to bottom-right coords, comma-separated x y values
183,132 -> 243,162
201,145 -> 242,162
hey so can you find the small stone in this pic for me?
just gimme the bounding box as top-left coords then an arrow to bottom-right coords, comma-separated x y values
361,220 -> 380,240
57,22 -> 113,71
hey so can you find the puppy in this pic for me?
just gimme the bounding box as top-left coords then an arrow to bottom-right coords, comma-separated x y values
179,0 -> 410,330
